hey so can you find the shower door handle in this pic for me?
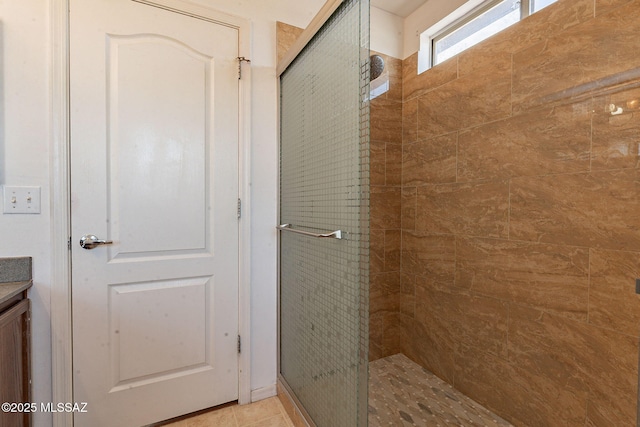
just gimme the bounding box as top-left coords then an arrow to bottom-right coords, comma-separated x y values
276,224 -> 343,240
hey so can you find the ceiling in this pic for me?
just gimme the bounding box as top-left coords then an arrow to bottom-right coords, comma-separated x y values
371,0 -> 428,17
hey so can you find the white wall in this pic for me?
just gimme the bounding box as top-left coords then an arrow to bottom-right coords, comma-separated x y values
403,0 -> 467,58
371,7 -> 404,59
372,0 -> 471,60
0,1 -> 53,425
0,0 -> 324,425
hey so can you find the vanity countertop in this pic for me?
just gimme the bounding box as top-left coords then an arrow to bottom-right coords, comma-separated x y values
0,257 -> 33,305
0,280 -> 33,305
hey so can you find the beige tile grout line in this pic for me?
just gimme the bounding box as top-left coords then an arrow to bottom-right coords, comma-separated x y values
229,403 -> 241,427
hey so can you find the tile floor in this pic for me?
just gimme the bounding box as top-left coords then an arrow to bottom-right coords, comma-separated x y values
163,353 -> 512,427
369,354 -> 513,427
161,397 -> 294,427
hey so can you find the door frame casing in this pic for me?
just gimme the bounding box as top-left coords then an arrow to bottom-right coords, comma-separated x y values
50,1 -> 252,425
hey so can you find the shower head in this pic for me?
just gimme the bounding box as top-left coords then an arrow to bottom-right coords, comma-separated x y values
370,54 -> 385,81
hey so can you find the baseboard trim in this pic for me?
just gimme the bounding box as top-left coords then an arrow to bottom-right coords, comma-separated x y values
250,384 -> 277,402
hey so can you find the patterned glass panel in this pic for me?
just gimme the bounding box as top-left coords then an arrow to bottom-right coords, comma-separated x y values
279,0 -> 370,425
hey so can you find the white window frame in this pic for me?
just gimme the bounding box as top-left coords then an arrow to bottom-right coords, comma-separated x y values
418,0 -> 543,74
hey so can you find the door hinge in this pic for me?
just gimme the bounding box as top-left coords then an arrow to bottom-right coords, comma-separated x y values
237,56 -> 251,80
237,335 -> 241,354
237,198 -> 242,219
68,236 -> 72,250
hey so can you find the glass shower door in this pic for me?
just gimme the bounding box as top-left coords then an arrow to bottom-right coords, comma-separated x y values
278,0 -> 370,426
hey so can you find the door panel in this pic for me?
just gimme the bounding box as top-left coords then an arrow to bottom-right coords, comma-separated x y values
70,1 -> 239,425
109,277 -> 210,387
108,35 -> 210,256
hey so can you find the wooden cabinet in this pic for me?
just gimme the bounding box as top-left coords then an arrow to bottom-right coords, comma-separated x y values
0,293 -> 31,427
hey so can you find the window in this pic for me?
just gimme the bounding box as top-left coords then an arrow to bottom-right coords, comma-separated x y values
530,0 -> 557,13
418,0 -> 557,73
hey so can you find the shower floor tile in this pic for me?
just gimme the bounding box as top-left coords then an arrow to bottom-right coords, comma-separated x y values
369,354 -> 513,427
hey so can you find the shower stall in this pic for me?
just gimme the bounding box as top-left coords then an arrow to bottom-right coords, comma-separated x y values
278,0 -> 640,426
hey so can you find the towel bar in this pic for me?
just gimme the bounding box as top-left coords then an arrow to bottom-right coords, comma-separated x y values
276,224 -> 343,240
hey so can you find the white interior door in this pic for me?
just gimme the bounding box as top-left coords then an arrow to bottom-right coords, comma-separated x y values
70,1 -> 240,425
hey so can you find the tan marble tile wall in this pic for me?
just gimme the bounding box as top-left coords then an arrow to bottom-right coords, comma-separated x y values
399,0 -> 640,425
276,22 -> 304,64
369,51 -> 404,361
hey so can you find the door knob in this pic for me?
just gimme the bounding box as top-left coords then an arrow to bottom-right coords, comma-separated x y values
79,234 -> 113,250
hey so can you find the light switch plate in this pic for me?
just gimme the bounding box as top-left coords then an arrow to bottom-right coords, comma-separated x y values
3,186 -> 41,214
